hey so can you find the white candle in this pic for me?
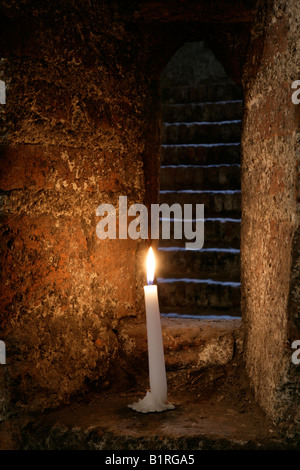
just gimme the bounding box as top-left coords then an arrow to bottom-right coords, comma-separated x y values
144,286 -> 167,402
128,247 -> 174,413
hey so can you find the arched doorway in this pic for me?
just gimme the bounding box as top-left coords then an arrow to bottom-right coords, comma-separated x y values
156,41 -> 243,319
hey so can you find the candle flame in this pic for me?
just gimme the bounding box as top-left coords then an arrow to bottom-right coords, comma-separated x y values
146,247 -> 155,285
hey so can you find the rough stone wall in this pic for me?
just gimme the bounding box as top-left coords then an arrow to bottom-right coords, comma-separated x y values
0,2 -> 162,414
241,0 -> 300,426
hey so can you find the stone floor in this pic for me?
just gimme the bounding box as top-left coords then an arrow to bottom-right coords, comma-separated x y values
0,318 -> 298,450
2,387 -> 295,450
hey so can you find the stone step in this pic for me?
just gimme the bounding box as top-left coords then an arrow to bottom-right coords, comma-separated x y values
162,120 -> 241,145
160,306 -> 241,318
160,164 -> 240,191
162,82 -> 243,104
162,100 -> 243,123
156,247 -> 240,281
161,143 -> 241,166
158,218 -> 240,249
157,278 -> 241,314
159,81 -> 242,320
159,190 -> 241,218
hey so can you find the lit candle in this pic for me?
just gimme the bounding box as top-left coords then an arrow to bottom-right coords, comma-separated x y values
128,247 -> 175,413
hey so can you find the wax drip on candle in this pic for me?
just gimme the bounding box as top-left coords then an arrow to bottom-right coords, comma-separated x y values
128,391 -> 175,413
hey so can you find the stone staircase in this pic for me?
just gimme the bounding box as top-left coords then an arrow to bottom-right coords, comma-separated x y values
157,81 -> 243,318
